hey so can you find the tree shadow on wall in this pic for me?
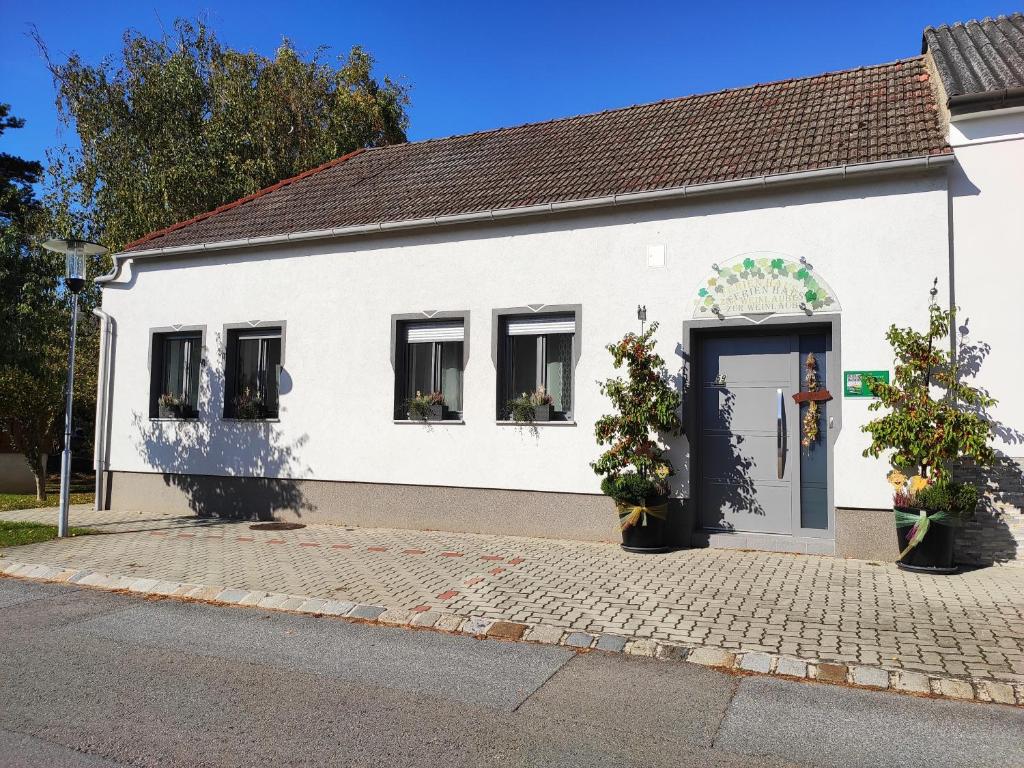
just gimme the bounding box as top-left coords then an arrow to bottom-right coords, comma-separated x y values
952,320 -> 1022,565
133,338 -> 313,521
696,386 -> 762,532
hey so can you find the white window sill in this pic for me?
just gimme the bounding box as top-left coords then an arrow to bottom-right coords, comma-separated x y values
393,419 -> 466,425
222,417 -> 281,423
149,417 -> 199,422
496,420 -> 576,427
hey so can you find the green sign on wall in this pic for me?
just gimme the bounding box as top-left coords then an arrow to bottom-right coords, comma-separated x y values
844,370 -> 889,398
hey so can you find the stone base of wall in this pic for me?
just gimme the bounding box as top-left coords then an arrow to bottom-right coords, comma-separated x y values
104,470 -> 1021,565
954,457 -> 1024,568
836,508 -> 900,561
106,470 -> 638,543
106,470 -> 701,545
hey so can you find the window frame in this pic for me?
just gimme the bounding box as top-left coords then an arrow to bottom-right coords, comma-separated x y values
148,325 -> 206,420
391,311 -> 470,422
492,306 -> 582,423
223,322 -> 287,420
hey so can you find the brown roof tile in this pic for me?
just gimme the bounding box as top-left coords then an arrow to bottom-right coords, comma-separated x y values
124,56 -> 950,253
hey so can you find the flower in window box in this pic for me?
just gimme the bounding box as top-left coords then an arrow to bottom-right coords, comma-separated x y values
234,387 -> 266,420
507,387 -> 554,423
406,391 -> 447,422
158,392 -> 187,419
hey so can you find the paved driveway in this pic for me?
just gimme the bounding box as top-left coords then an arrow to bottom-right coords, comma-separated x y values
3,505 -> 1023,684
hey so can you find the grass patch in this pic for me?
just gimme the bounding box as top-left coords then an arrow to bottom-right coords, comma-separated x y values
0,491 -> 94,513
0,520 -> 95,548
0,471 -> 95,513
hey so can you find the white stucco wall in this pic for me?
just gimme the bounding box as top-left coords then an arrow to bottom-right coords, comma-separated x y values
949,108 -> 1024,456
100,173 -> 950,511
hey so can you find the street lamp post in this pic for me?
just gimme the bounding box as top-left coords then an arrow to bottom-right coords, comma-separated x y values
42,238 -> 107,538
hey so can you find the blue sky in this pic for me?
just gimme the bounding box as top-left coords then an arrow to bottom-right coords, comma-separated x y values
1,1 -> 1020,166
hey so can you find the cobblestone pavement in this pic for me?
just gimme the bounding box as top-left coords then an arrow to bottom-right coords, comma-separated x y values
3,506 -> 1024,683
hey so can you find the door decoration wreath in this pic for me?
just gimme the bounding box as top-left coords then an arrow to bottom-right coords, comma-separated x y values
791,354 -> 832,448
801,353 -> 820,448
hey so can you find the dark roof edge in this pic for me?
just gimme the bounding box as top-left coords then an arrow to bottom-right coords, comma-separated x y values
98,151 -> 954,284
947,87 -> 1024,114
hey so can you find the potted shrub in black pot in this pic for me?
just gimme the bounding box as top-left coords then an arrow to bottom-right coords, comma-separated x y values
506,387 -> 554,423
889,474 -> 979,573
158,392 -> 187,419
592,321 -> 681,553
862,283 -> 996,574
406,391 -> 446,422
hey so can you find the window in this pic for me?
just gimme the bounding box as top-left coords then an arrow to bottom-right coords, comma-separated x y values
500,314 -> 575,419
150,332 -> 201,418
225,327 -> 283,419
396,320 -> 465,419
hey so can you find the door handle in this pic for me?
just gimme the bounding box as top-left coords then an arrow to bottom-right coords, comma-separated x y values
776,388 -> 784,479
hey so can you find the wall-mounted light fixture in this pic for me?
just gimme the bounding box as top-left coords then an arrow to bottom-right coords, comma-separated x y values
637,304 -> 647,333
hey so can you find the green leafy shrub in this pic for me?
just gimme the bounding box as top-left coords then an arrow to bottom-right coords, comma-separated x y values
912,481 -> 979,519
862,288 -> 996,482
592,321 -> 681,502
600,473 -> 660,505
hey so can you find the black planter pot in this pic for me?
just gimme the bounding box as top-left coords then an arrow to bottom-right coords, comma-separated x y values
619,497 -> 670,553
409,403 -> 446,421
533,405 -> 552,422
895,507 -> 957,574
158,403 -> 184,419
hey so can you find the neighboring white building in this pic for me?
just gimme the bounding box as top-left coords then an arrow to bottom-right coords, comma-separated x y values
92,15 -> 1024,565
924,14 -> 1024,566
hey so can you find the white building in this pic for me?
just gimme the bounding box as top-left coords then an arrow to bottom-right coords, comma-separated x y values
92,15 -> 1024,565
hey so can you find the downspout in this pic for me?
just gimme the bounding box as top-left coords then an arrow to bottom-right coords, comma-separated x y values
92,306 -> 114,511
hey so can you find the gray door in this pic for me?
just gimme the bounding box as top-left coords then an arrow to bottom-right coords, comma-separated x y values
698,334 -> 801,535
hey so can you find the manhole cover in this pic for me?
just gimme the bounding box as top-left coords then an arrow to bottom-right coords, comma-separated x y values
249,522 -> 306,531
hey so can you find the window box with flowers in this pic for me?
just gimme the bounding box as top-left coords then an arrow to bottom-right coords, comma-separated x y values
157,393 -> 190,419
406,391 -> 448,422
506,387 -> 554,423
233,387 -> 268,420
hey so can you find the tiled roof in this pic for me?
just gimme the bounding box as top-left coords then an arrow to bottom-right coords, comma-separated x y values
923,13 -> 1024,109
124,57 -> 950,253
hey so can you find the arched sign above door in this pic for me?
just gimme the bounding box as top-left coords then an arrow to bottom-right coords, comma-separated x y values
692,252 -> 840,320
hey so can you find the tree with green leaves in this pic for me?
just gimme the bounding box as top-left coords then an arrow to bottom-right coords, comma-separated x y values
34,18 -> 409,252
1,21 -> 408,500
0,105 -> 94,500
592,322 -> 682,524
862,286 -> 996,483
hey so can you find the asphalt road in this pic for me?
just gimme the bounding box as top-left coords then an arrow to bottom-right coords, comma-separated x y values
1,578 -> 1021,768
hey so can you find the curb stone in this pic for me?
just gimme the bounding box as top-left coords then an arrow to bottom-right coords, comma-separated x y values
2,561 -> 1019,708
433,613 -> 466,632
655,642 -> 689,662
739,652 -> 774,673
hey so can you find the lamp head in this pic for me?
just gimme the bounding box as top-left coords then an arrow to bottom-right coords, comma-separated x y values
42,238 -> 107,295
